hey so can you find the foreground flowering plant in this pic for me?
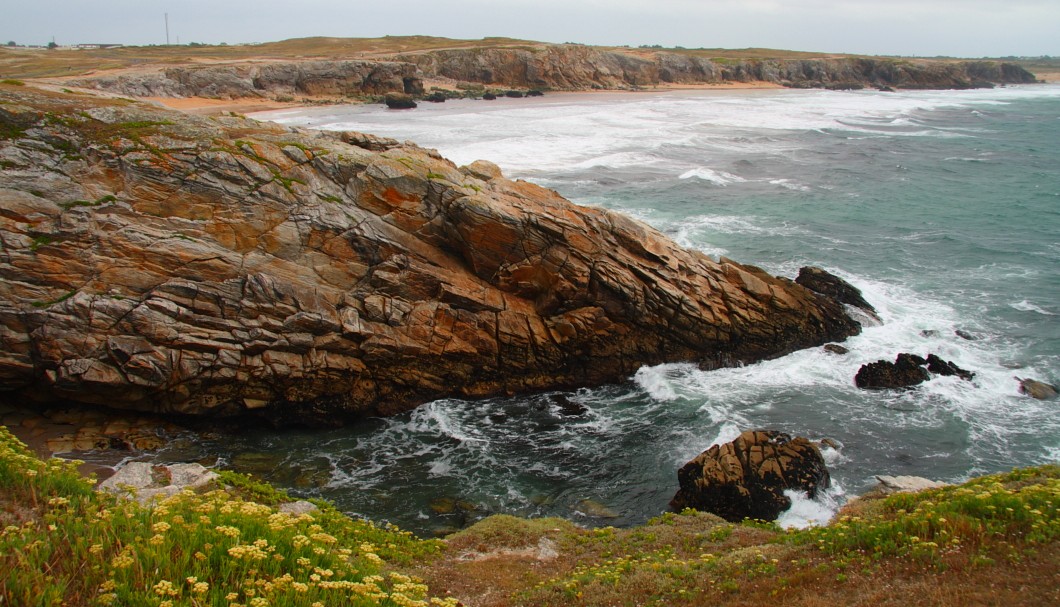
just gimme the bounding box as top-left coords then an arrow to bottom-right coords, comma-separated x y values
0,426 -> 454,607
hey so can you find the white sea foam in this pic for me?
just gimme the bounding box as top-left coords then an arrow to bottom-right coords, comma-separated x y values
1009,300 -> 1055,315
678,167 -> 747,185
777,483 -> 846,529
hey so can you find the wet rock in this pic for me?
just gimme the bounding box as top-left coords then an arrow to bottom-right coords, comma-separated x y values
526,90 -> 545,97
855,354 -> 930,389
955,329 -> 976,341
504,90 -> 525,98
429,497 -> 478,515
424,92 -> 447,103
384,92 -> 417,109
920,330 -> 942,338
669,429 -> 830,522
925,354 -> 974,380
795,266 -> 878,319
1017,377 -> 1058,400
482,92 -> 497,100
823,344 -> 849,355
817,438 -> 841,450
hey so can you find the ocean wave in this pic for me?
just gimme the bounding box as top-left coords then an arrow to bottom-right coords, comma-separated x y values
678,167 -> 747,185
1009,300 -> 1055,315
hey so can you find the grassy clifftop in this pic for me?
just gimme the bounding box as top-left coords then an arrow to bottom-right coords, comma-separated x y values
2,425 -> 1058,606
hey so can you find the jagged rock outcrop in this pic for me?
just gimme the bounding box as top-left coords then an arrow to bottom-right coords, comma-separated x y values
0,88 -> 859,423
669,430 -> 831,522
71,60 -> 424,99
855,353 -> 973,390
795,266 -> 877,319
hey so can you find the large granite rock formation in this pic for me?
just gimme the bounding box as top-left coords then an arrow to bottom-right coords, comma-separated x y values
669,430 -> 831,522
0,87 -> 858,423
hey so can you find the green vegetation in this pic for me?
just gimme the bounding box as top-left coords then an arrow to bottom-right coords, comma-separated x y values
57,194 -> 117,210
1,78 -> 24,86
0,426 -> 453,607
2,422 -> 1057,607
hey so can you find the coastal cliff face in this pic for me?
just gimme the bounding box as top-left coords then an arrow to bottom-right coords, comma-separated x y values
66,46 -> 1036,101
396,46 -> 1037,90
0,87 -> 858,423
72,60 -> 424,99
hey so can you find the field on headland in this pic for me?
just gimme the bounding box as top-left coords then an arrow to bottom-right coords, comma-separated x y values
2,426 -> 1058,606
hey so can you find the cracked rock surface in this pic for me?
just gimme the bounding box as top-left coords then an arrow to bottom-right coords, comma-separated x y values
0,87 -> 859,424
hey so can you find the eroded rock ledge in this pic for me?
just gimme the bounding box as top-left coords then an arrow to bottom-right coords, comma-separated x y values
0,87 -> 858,424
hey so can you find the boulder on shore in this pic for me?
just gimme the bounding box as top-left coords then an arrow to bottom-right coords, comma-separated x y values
384,92 -> 417,109
0,88 -> 860,424
669,430 -> 830,522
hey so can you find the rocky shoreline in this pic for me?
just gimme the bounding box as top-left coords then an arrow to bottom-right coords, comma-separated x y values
0,84 -> 861,425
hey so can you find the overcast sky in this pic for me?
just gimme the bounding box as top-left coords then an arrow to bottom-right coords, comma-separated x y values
4,0 -> 1058,57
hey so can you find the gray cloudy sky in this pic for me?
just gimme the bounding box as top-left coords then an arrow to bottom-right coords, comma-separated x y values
4,0 -> 1058,57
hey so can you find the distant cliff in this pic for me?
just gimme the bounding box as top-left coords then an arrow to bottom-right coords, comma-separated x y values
394,46 -> 1037,90
68,45 -> 1037,101
72,60 -> 424,99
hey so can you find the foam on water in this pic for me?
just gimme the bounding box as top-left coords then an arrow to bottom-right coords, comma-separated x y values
777,484 -> 847,529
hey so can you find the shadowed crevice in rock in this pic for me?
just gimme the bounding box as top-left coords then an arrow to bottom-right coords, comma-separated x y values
0,88 -> 859,425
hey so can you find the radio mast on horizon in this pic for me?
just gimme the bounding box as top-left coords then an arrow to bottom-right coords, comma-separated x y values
165,13 -> 170,45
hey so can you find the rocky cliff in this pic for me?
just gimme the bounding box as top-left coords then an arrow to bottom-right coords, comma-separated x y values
0,86 -> 858,423
71,60 -> 424,99
66,45 -> 1036,101
395,46 -> 1037,90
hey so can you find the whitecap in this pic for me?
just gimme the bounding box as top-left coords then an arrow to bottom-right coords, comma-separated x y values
632,364 -> 682,401
678,167 -> 747,185
1009,300 -> 1055,315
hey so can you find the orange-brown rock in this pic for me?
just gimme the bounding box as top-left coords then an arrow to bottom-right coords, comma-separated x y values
0,87 -> 858,424
670,430 -> 830,522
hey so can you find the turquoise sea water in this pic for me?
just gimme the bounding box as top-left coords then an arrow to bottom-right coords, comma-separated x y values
153,87 -> 1059,534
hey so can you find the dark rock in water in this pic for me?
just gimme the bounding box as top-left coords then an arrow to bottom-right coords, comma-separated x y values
920,330 -> 942,338
424,92 -> 447,103
878,85 -> 896,92
669,429 -> 830,522
823,344 -> 849,355
955,329 -> 976,341
926,354 -> 974,381
855,353 -> 930,389
550,393 -> 588,416
482,92 -> 498,100
1017,377 -> 1058,400
526,89 -> 545,97
817,438 -> 841,451
795,266 -> 878,318
384,92 -> 417,109
504,90 -> 525,98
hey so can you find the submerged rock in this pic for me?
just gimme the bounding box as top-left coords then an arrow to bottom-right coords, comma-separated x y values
823,344 -> 849,355
0,88 -> 859,423
1017,377 -> 1058,400
669,429 -> 830,522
